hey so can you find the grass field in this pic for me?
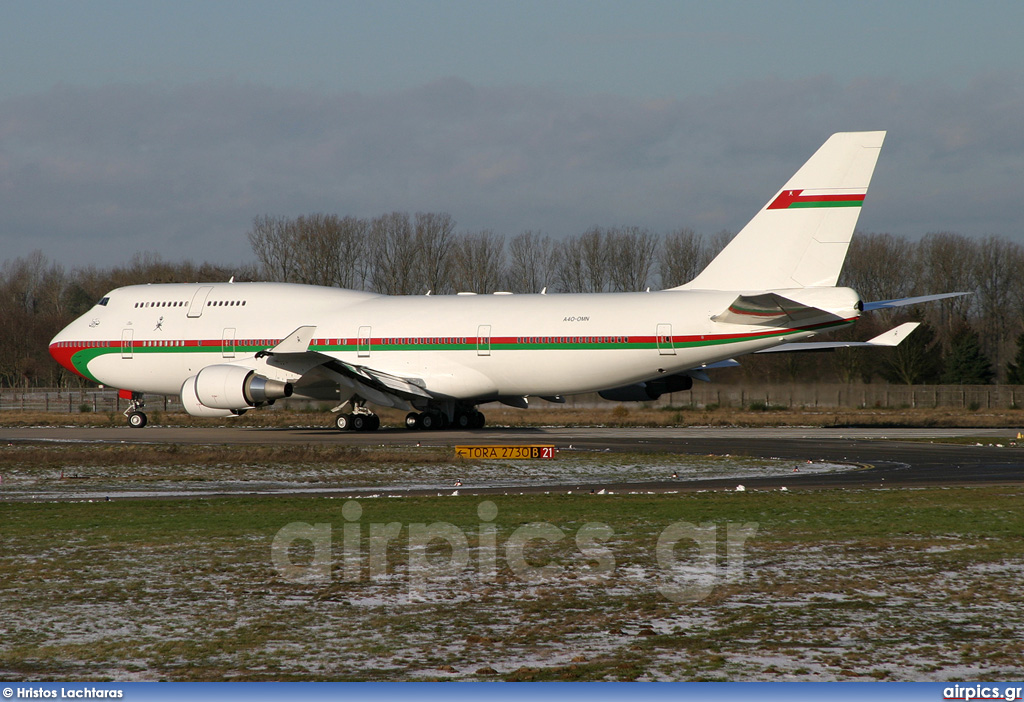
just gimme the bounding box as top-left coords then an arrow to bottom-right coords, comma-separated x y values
3,484 -> 1024,681
0,442 -> 842,500
2,402 -> 1023,429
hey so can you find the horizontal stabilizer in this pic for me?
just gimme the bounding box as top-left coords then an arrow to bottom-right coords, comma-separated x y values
713,292 -> 843,326
756,322 -> 919,353
862,292 -> 971,311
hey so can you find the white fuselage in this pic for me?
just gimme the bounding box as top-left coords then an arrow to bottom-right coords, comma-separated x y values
49,282 -> 860,405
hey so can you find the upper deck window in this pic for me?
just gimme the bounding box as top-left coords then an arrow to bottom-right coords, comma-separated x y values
97,297 -> 109,307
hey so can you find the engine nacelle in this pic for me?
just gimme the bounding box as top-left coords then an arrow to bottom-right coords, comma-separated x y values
190,364 -> 293,410
180,377 -> 241,418
599,374 -> 693,402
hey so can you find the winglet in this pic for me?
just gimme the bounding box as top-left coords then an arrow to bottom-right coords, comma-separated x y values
865,322 -> 920,346
271,326 -> 317,354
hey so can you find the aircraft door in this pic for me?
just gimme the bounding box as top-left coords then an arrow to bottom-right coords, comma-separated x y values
121,329 -> 134,359
477,325 -> 491,356
656,323 -> 675,355
222,327 -> 236,359
187,286 -> 213,318
357,326 -> 371,357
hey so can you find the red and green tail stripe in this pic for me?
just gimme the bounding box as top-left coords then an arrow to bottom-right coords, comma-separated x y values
768,189 -> 865,210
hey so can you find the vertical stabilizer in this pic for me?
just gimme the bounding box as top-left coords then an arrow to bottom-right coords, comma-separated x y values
674,131 -> 885,291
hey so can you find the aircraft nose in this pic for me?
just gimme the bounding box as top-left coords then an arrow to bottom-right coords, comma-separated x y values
49,327 -> 85,378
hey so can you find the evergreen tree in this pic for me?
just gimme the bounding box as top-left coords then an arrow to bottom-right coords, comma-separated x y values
1006,332 -> 1024,385
879,322 -> 942,385
941,326 -> 995,385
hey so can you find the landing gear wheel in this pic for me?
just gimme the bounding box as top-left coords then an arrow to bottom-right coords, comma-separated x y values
335,413 -> 353,431
405,412 -> 420,430
367,415 -> 381,431
454,411 -> 471,429
470,411 -> 485,429
352,414 -> 367,431
418,412 -> 437,430
127,411 -> 148,429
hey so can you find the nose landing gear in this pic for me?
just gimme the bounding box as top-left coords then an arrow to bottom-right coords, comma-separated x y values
121,390 -> 147,428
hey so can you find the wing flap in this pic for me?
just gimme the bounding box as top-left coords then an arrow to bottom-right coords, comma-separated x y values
327,359 -> 433,399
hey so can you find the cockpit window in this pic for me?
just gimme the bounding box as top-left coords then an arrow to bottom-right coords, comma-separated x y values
97,297 -> 110,306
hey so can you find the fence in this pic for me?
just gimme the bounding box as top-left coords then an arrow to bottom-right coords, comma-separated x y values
665,383 -> 1023,411
2,384 -> 1022,414
0,388 -> 181,414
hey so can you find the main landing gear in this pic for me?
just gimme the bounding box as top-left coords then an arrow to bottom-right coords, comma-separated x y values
405,409 -> 485,430
122,391 -> 148,428
333,398 -> 381,432
335,410 -> 381,432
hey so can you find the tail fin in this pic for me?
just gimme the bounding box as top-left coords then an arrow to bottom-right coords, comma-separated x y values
674,131 -> 885,291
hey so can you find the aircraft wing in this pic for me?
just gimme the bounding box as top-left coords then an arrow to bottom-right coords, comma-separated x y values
257,326 -> 433,410
712,292 -> 844,326
755,322 -> 920,353
322,358 -> 432,400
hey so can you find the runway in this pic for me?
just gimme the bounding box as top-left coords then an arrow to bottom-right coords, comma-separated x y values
4,424 -> 1024,498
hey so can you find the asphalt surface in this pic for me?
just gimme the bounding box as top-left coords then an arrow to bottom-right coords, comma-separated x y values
4,424 -> 1024,498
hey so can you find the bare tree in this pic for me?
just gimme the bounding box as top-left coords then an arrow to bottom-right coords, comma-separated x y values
505,231 -> 554,293
607,226 -> 658,292
840,232 -> 916,302
916,232 -> 978,348
972,235 -> 1023,373
248,215 -> 295,282
580,228 -> 610,293
414,212 -> 456,295
553,236 -> 586,293
658,228 -> 707,289
336,215 -> 372,290
451,231 -> 506,294
369,212 -> 419,295
705,229 -> 733,261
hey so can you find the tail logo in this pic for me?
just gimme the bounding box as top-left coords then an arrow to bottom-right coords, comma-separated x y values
768,189 -> 865,210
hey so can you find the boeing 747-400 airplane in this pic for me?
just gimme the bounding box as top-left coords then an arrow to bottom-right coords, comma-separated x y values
49,131 -> 962,430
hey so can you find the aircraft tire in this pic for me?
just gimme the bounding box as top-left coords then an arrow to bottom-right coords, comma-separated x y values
454,411 -> 471,429
335,413 -> 353,431
351,414 -> 367,431
470,411 -> 485,429
418,412 -> 437,430
127,411 -> 148,429
367,415 -> 381,431
405,412 -> 420,429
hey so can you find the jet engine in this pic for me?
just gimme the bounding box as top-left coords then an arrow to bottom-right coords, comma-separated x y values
598,374 -> 693,402
180,365 -> 293,416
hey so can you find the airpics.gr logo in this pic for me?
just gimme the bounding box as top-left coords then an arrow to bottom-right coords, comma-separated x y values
944,685 -> 1024,701
270,500 -> 759,603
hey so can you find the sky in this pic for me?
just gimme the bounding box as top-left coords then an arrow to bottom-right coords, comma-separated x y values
1,0 -> 1023,269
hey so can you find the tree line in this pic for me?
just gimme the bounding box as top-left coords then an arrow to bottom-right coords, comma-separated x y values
3,212 -> 1023,388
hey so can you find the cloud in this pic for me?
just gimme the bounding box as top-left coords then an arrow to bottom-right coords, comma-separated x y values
1,74 -> 1021,268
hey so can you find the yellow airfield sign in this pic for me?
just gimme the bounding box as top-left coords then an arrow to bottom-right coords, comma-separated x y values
455,445 -> 556,460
